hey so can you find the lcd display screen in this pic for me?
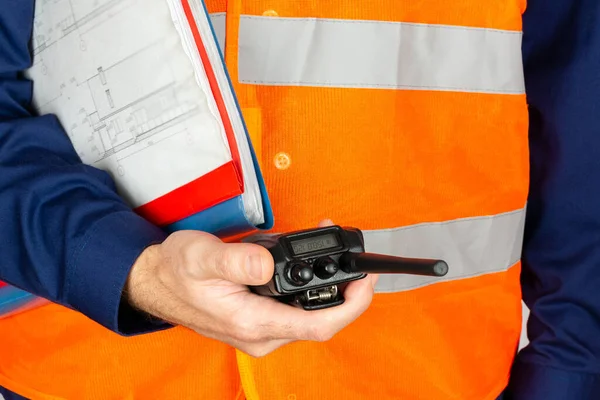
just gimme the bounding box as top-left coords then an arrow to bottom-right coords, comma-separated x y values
290,233 -> 340,255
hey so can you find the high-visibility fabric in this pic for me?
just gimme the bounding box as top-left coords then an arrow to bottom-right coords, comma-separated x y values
224,1 -> 527,400
0,305 -> 244,400
0,1 -> 529,400
237,17 -> 525,93
231,2 -> 528,396
363,209 -> 525,292
210,12 -> 227,50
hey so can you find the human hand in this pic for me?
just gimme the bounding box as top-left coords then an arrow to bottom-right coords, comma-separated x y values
124,219 -> 378,357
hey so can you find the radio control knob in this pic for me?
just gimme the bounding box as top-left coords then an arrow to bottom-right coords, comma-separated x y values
287,262 -> 314,286
313,256 -> 339,280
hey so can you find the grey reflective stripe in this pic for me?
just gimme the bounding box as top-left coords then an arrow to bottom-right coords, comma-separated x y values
238,16 -> 525,94
209,12 -> 226,52
365,208 -> 525,293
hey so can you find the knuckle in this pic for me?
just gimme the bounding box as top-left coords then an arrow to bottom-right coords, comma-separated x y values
235,329 -> 261,343
232,319 -> 264,343
180,240 -> 201,264
307,325 -> 335,342
165,231 -> 221,279
213,247 -> 237,280
245,344 -> 272,358
214,260 -> 231,281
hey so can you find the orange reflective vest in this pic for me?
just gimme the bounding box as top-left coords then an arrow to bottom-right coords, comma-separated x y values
0,0 -> 528,399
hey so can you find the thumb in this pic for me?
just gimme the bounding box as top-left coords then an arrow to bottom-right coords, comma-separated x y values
318,218 -> 334,227
201,241 -> 275,286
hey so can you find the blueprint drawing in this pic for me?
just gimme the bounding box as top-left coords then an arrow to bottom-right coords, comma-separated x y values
26,0 -> 232,208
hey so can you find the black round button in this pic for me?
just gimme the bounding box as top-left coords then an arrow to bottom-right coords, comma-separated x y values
313,256 -> 339,280
286,262 -> 314,286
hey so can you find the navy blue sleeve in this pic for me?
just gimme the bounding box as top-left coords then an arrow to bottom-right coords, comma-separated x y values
0,0 -> 169,335
506,1 -> 600,398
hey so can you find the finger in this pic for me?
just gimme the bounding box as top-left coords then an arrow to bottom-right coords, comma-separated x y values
295,278 -> 374,342
192,316 -> 294,358
194,240 -> 275,286
317,219 -> 334,227
309,277 -> 374,331
232,294 -> 312,341
369,273 -> 380,288
240,277 -> 375,342
236,338 -> 295,358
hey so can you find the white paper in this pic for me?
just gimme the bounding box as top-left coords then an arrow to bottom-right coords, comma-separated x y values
26,0 -> 234,208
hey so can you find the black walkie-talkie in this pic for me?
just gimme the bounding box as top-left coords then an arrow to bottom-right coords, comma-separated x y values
243,225 -> 449,310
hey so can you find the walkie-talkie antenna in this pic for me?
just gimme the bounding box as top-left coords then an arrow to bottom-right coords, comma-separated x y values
340,252 -> 449,277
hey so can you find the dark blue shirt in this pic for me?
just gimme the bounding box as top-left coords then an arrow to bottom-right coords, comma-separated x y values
506,0 -> 600,398
1,1 -> 599,399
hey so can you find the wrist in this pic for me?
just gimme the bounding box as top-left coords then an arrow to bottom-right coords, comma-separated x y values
124,243 -> 163,314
